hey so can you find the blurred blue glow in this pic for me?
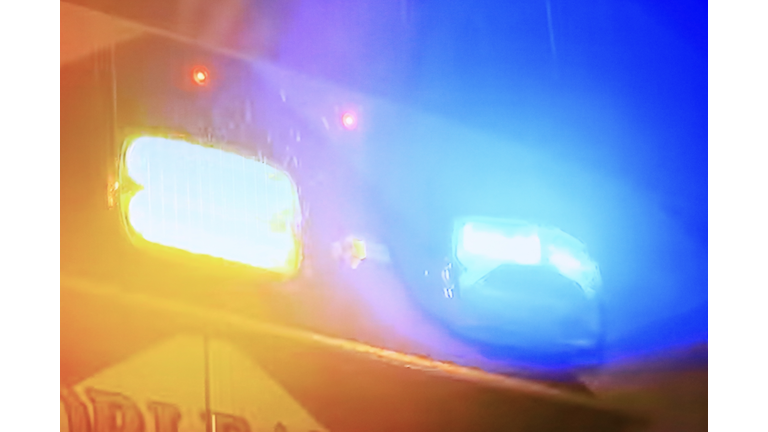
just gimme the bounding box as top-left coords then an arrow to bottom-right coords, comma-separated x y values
269,0 -> 708,370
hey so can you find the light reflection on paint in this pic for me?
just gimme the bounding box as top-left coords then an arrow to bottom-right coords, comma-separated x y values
122,136 -> 301,274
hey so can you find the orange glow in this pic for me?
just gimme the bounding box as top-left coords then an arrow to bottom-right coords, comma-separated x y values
60,335 -> 327,432
192,66 -> 209,86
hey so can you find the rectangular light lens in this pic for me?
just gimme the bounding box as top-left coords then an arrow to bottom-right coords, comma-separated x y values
457,222 -> 541,267
454,218 -> 601,295
120,135 -> 301,275
460,222 -> 541,265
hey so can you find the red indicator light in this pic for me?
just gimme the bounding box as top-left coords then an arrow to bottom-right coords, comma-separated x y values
341,112 -> 357,130
192,66 -> 210,86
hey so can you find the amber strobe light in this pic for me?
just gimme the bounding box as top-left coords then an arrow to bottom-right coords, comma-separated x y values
119,135 -> 302,276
